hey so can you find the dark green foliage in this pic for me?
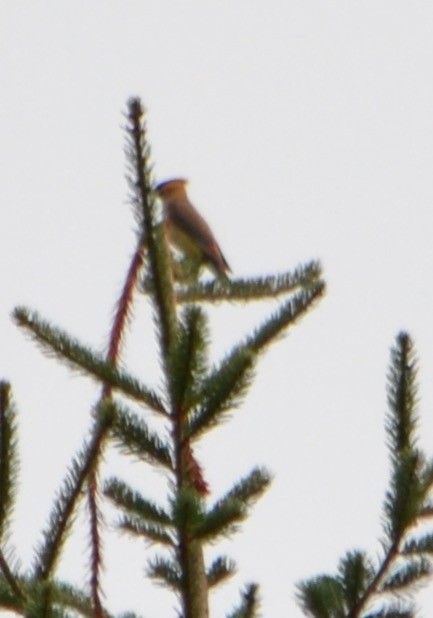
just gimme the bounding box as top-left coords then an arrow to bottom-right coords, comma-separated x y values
48,581 -> 102,617
104,478 -> 172,526
2,98 -> 326,617
167,261 -> 322,304
195,498 -> 245,542
195,468 -> 272,542
3,96 -> 433,618
297,576 -> 346,618
118,515 -> 174,546
166,305 -> 210,420
22,581 -> 56,618
244,283 -> 324,352
0,568 -> 24,612
110,404 -> 173,469
186,347 -> 255,440
386,333 -> 418,458
221,467 -> 272,505
338,551 -> 375,607
32,401 -> 113,579
147,555 -> 182,590
383,450 -> 424,542
172,487 -> 205,532
297,333 -> 433,618
0,382 -> 19,540
206,556 -> 236,588
13,307 -> 165,413
104,478 -> 174,546
15,578 -> 118,618
226,583 -> 260,618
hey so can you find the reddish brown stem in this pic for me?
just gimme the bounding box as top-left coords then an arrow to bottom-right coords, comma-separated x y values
103,241 -> 146,398
88,473 -> 105,618
89,238 -> 146,617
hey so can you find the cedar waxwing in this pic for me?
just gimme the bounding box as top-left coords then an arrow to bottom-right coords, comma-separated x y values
156,178 -> 230,278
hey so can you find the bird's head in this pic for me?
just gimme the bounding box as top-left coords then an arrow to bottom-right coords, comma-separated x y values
156,178 -> 189,200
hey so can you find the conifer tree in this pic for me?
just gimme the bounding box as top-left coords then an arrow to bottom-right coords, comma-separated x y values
1,98 -> 433,618
0,98 -> 324,617
297,333 -> 433,618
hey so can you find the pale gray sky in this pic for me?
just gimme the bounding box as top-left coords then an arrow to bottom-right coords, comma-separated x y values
1,2 -> 433,616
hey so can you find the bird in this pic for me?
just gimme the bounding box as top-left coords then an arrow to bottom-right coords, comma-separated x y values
156,178 -> 230,278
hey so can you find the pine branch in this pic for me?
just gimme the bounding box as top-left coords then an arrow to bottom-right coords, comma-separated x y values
13,307 -> 165,414
402,533 -> 433,555
245,281 -> 324,353
170,305 -> 209,413
125,98 -> 178,368
49,580 -> 101,617
21,577 -> 118,618
0,382 -> 19,541
187,282 -> 323,441
386,333 -> 418,463
338,551 -> 375,609
226,583 -> 260,618
206,556 -> 236,588
380,556 -> 432,592
172,487 -> 204,531
0,548 -> 25,605
85,175 -> 152,617
0,384 -> 25,605
32,400 -> 115,580
172,261 -> 323,303
0,573 -> 24,613
383,451 -> 424,543
118,515 -> 175,546
186,348 -> 255,440
196,468 -> 271,541
106,239 -> 146,372
297,576 -> 346,618
5,97 -> 329,616
127,102 -> 213,614
381,335 -> 430,547
164,306 -> 212,499
196,499 -> 245,542
147,555 -> 182,591
297,334 -> 433,618
23,581 -> 54,618
123,98 -> 153,236
10,577 -> 118,618
104,478 -> 175,546
110,403 -> 173,469
88,473 -> 104,618
104,478 -> 172,526
222,467 -> 272,506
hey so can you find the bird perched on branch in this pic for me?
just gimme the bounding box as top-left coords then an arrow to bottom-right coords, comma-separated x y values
156,178 -> 230,279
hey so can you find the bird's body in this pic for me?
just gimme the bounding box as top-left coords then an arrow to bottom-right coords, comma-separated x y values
156,178 -> 230,277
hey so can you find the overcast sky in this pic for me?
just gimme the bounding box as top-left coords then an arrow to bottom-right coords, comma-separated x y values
2,2 -> 433,616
